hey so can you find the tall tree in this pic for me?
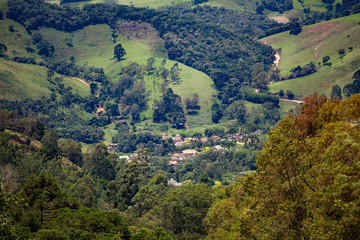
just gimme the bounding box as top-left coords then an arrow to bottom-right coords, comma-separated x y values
330,84 -> 342,100
114,43 -> 126,61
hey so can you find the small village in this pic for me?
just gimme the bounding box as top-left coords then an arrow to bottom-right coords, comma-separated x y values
108,129 -> 264,167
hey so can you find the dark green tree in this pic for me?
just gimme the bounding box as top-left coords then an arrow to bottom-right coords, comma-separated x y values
286,90 -> 294,100
330,84 -> 342,100
290,18 -> 302,35
40,129 -> 61,161
90,83 -> 97,94
0,43 -> 7,58
155,183 -> 212,236
114,43 -> 126,61
289,18 -> 302,35
58,139 -> 83,166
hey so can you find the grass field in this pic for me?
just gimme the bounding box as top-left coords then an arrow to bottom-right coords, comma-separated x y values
199,0 -> 256,12
261,13 -> 360,98
0,17 -> 90,100
0,0 -> 7,12
0,19 -> 40,60
0,59 -> 90,100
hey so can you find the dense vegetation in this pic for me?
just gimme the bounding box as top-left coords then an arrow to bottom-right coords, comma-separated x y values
2,0 -> 360,239
6,0 -> 279,112
207,93 -> 360,239
2,93 -> 360,239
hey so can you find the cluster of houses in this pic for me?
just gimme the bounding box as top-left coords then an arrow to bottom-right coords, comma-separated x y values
161,130 -> 263,147
167,145 -> 230,167
108,129 -> 264,166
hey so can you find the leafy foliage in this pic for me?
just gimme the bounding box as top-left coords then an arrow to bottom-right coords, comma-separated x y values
114,43 -> 126,61
153,88 -> 186,129
155,183 -> 212,236
207,93 -> 360,239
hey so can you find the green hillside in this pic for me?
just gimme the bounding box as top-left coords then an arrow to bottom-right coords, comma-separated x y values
199,0 -> 256,12
0,18 -> 39,60
38,24 -> 216,126
292,0 -> 342,12
261,13 -> 360,98
0,59 -> 90,99
0,16 -> 91,100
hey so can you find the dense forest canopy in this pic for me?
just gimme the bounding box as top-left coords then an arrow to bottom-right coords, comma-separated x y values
207,93 -> 360,239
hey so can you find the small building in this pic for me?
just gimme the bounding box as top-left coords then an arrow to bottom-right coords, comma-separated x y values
118,156 -> 130,162
108,143 -> 118,152
182,149 -> 198,158
213,145 -> 228,151
168,160 -> 181,167
168,178 -> 182,186
211,136 -> 221,141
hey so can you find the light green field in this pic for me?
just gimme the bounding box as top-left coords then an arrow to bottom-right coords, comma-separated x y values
292,0 -> 342,12
39,24 -> 216,126
0,18 -> 40,60
0,59 -> 90,100
0,16 -> 90,100
102,122 -> 117,145
0,0 -> 7,12
200,0 -> 256,12
261,13 -> 360,97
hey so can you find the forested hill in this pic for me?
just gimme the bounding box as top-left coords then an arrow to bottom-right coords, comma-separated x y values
6,0 -> 278,105
207,93 -> 360,239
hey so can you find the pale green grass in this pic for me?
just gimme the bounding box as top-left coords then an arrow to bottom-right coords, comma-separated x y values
37,25 -> 116,66
201,0 -> 251,11
269,53 -> 360,98
262,13 -> 360,97
278,100 -> 299,116
0,19 -> 40,60
62,77 -> 90,97
0,59 -> 90,100
0,0 -> 7,12
0,19 -> 90,100
102,122 -> 117,145
292,0 -> 341,12
267,0 -> 342,21
0,59 -> 53,100
142,58 -> 216,126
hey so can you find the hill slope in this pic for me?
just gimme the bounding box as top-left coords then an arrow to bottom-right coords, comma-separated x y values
0,59 -> 90,99
38,24 -> 216,125
261,13 -> 360,97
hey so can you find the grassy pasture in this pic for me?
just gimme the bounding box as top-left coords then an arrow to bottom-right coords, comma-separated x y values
0,19 -> 40,60
261,13 -> 360,97
292,0 -> 342,13
0,59 -> 90,100
199,0 -> 256,12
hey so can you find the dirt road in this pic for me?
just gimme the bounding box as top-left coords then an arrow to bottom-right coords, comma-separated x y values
72,77 -> 90,88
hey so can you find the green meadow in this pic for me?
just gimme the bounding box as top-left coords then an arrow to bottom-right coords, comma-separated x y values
0,58 -> 90,100
0,18 -> 40,60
